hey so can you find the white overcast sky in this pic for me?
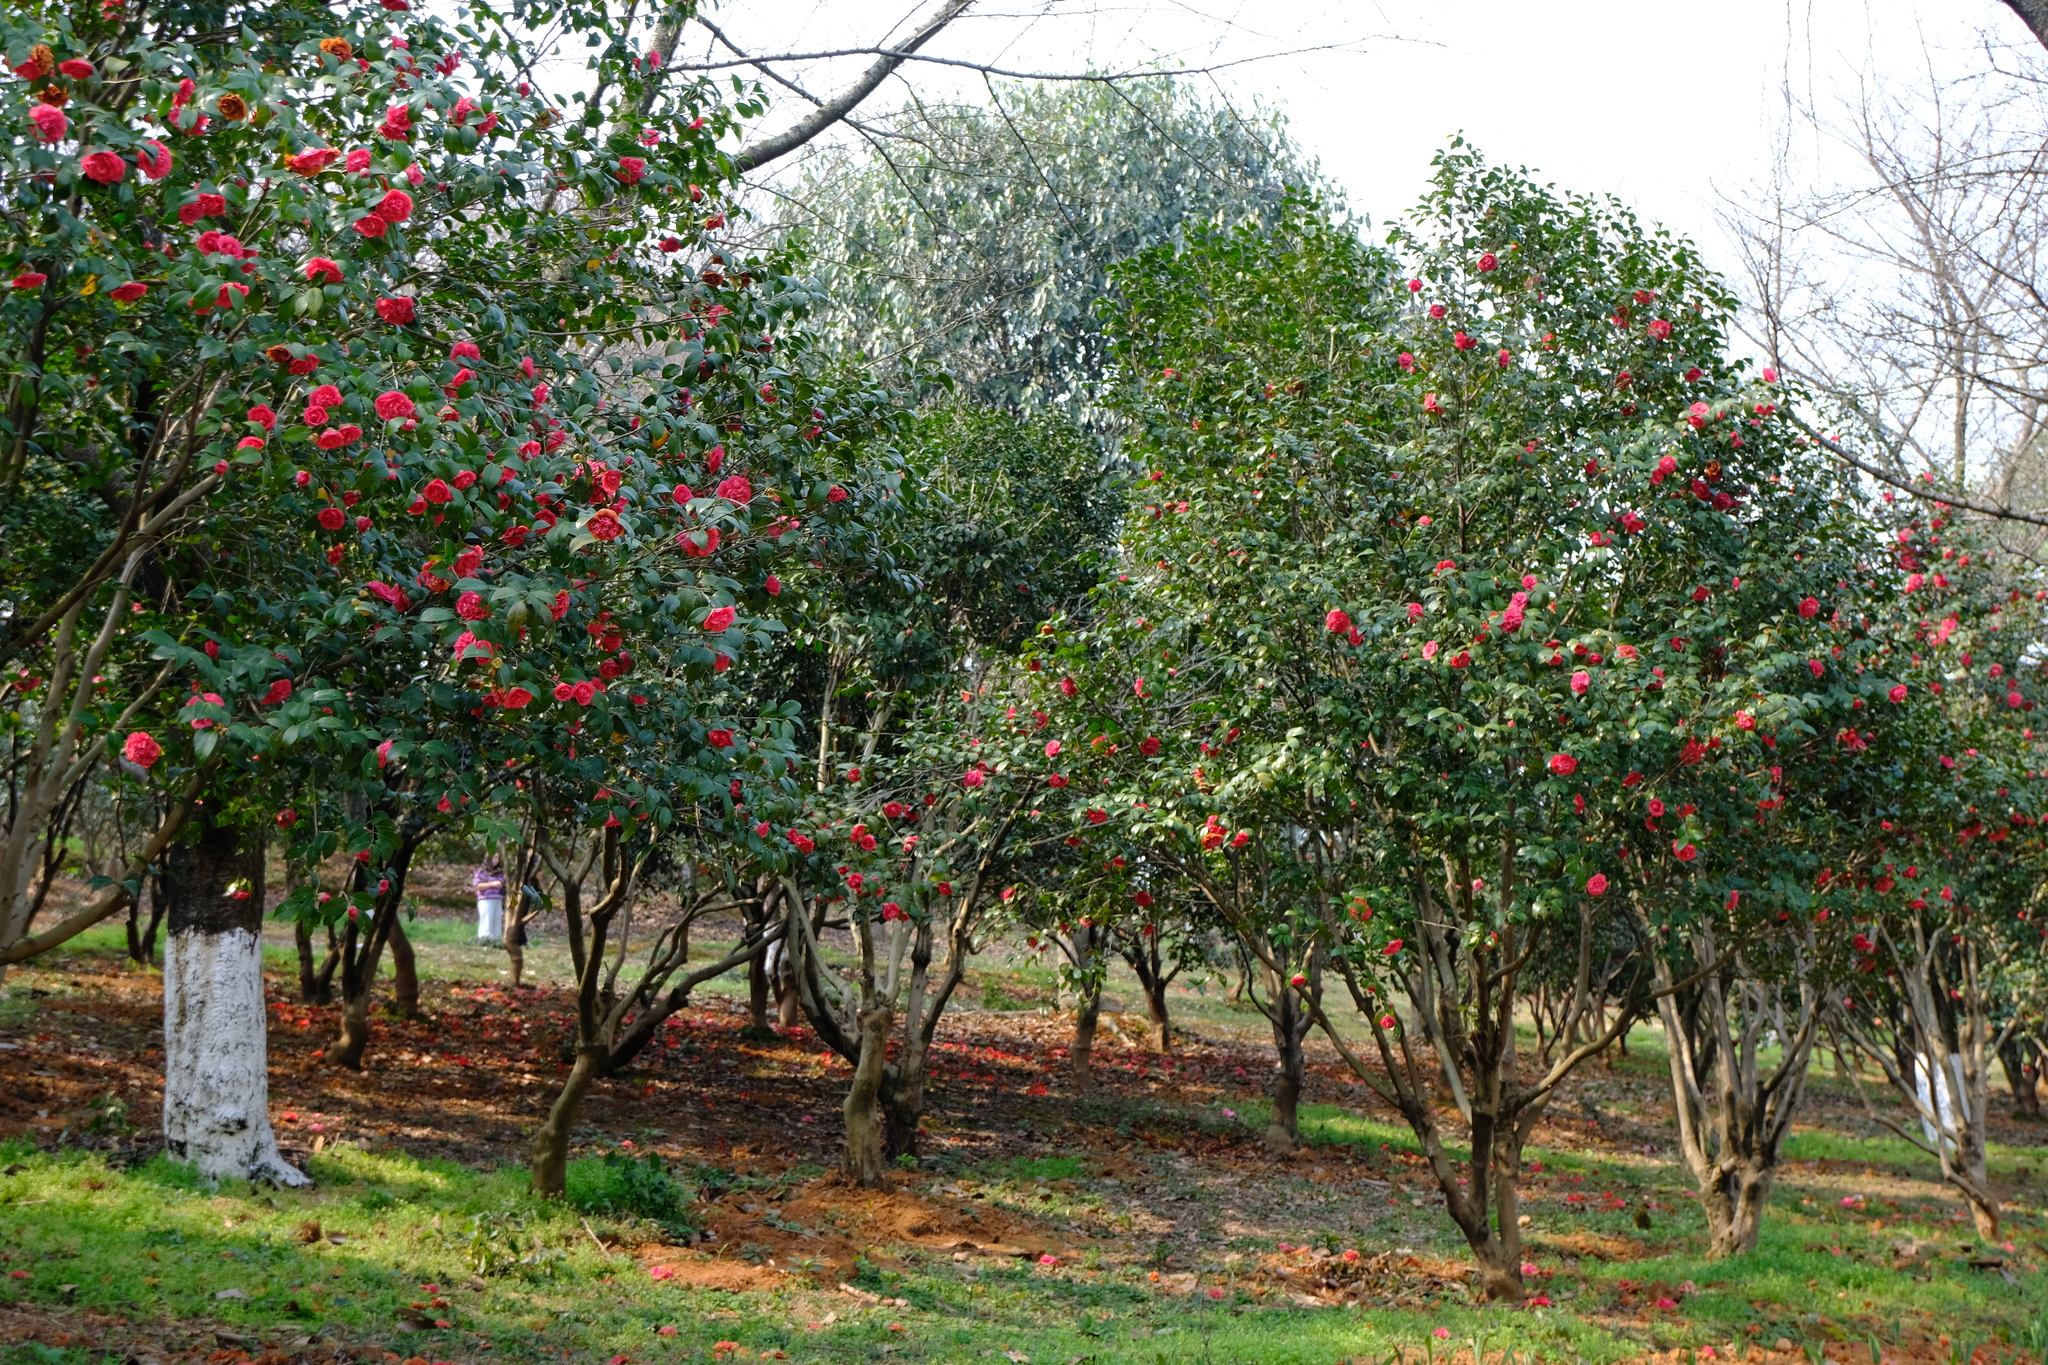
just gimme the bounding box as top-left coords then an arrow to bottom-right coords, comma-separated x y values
692,0 -> 2041,277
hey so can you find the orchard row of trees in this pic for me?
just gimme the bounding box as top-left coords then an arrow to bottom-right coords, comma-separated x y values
4,0 -> 2045,1311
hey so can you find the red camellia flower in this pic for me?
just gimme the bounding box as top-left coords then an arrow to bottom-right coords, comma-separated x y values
122,731 -> 162,768
376,296 -> 415,325
961,770 -> 985,789
316,507 -> 346,530
80,150 -> 126,183
707,729 -> 735,748
108,281 -> 147,302
1586,873 -> 1608,896
1476,252 -> 1497,272
135,141 -> 173,181
1798,596 -> 1819,618
703,606 -> 737,632
587,508 -> 624,541
715,474 -> 754,503
1672,842 -> 1699,862
374,188 -> 414,222
1138,736 -> 1161,757
11,272 -> 47,290
456,591 -> 488,621
59,58 -> 93,78
374,391 -> 416,422
289,147 -> 340,175
617,156 -> 647,185
1887,684 -> 1908,703
1734,710 -> 1757,730
353,214 -> 387,238
1548,753 -> 1577,776
262,678 -> 293,704
28,104 -> 66,142
1382,939 -> 1403,956
1646,318 -> 1672,341
1325,608 -> 1352,634
1570,670 -> 1590,696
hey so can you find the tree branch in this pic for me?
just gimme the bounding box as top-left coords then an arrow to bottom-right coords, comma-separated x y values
726,0 -> 975,177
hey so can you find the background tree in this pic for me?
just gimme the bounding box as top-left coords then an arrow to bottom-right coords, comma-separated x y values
780,78 -> 1331,421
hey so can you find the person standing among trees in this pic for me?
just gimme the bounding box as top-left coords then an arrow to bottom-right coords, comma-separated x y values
472,856 -> 506,943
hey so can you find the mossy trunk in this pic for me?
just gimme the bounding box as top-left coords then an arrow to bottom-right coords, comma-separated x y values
842,1004 -> 893,1187
532,1047 -> 602,1198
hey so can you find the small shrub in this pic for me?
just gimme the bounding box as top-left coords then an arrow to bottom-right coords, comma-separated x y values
565,1151 -> 695,1240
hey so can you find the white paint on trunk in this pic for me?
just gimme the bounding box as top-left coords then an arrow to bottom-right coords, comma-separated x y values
163,926 -> 308,1186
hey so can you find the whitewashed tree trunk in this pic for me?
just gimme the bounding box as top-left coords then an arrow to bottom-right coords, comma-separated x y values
161,818 -> 306,1186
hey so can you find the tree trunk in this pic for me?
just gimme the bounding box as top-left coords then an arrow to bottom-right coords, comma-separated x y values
773,941 -> 800,1028
881,1065 -> 923,1158
331,980 -> 373,1069
2000,1038 -> 2041,1118
1071,982 -> 1101,1089
388,917 -> 420,1018
1144,979 -> 1172,1053
126,880 -> 165,966
842,1003 -> 893,1187
161,817 -> 307,1186
747,937 -> 771,1032
1701,1157 -> 1775,1258
1265,988 -> 1305,1154
532,1046 -> 602,1198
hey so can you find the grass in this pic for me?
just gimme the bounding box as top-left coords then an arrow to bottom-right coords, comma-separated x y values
3,1128 -> 2045,1364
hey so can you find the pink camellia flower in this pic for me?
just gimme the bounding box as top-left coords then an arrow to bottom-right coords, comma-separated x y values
1422,393 -> 1443,416
1397,352 -> 1415,372
1326,608 -> 1352,634
715,474 -> 753,503
704,606 -> 737,632
353,214 -> 387,239
374,391 -> 416,422
962,770 -> 985,788
29,103 -> 66,141
1570,670 -> 1590,696
617,156 -> 647,185
587,508 -> 624,541
1735,710 -> 1757,730
80,150 -> 126,183
374,188 -> 413,223
1886,683 -> 1908,703
1646,318 -> 1672,341
455,591 -> 488,621
1406,602 -> 1424,621
1548,753 -> 1577,776
1476,252 -> 1497,272
122,731 -> 162,768
1586,873 -> 1609,896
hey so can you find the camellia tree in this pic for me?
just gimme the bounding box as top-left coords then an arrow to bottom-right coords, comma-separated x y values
1,0 -> 913,1179
775,685 -> 1057,1186
1811,499 -> 2048,1237
1055,144 -> 1933,1295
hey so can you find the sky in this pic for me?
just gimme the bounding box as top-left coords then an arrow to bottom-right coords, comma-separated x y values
684,0 -> 2041,276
